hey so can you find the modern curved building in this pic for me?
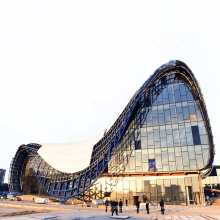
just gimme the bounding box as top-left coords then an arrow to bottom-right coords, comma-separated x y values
9,60 -> 215,205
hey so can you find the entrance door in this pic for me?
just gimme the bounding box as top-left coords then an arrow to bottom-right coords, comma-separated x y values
186,186 -> 193,205
133,196 -> 139,205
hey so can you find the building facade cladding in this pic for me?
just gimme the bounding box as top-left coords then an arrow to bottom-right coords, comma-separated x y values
8,60 -> 215,203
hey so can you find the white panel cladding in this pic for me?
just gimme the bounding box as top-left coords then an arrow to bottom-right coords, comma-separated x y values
37,114 -> 119,173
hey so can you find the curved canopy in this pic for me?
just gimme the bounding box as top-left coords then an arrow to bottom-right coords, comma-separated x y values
38,114 -> 119,173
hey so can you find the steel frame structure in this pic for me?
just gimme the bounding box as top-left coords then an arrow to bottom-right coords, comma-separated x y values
9,60 -> 215,203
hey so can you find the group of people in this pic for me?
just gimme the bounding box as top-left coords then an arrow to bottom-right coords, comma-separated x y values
105,199 -> 123,216
105,198 -> 165,215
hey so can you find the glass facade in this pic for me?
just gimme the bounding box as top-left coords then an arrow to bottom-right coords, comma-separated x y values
106,73 -> 211,204
109,74 -> 210,174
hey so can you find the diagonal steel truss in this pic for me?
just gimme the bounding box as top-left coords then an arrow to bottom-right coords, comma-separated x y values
8,60 -> 215,203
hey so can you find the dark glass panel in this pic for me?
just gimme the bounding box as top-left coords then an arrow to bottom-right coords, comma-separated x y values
135,140 -> 141,150
191,126 -> 201,145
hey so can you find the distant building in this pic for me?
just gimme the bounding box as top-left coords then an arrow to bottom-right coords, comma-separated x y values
9,60 -> 215,205
0,169 -> 6,184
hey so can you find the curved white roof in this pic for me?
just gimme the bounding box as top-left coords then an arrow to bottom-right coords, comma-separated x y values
37,114 -> 119,173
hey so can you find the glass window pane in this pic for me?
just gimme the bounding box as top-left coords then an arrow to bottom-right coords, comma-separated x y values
182,152 -> 189,166
183,107 -> 190,120
177,113 -> 184,123
198,121 -> 206,135
200,135 -> 209,145
154,130 -> 160,142
167,134 -> 174,147
186,132 -> 193,145
173,130 -> 180,144
162,152 -> 168,165
188,146 -> 195,160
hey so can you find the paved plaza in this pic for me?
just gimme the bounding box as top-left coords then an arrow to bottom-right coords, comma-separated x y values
1,201 -> 220,220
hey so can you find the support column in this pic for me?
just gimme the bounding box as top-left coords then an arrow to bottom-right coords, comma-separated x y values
199,174 -> 204,206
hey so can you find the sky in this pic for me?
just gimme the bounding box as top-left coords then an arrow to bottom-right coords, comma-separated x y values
0,0 -> 220,182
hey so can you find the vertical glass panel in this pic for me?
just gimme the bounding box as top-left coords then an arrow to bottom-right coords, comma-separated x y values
186,91 -> 194,101
176,102 -> 182,113
196,154 -> 204,170
196,109 -> 203,120
179,127 -> 186,138
154,130 -> 160,142
182,152 -> 189,166
166,125 -> 172,134
176,157 -> 183,170
161,138 -> 167,148
175,147 -> 182,157
162,152 -> 168,165
188,146 -> 196,159
159,114 -> 165,125
170,106 -> 177,117
167,134 -> 174,147
141,136 -> 148,149
200,135 -> 208,145
175,90 -> 181,102
152,106 -> 158,117
163,87 -> 169,99
198,121 -> 206,135
160,126 -> 166,138
142,149 -> 148,163
173,130 -> 180,144
164,110 -> 171,124
136,153 -> 142,166
188,102 -> 196,114
168,152 -> 175,161
147,133 -> 154,146
186,132 -> 193,145
183,107 -> 190,120
156,155 -> 162,168
158,105 -> 163,114
177,113 -> 184,123
180,84 -> 186,96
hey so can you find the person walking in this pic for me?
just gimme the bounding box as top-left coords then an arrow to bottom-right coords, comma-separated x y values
115,199 -> 119,216
146,200 -> 150,214
126,199 -> 128,206
159,199 -> 165,215
111,200 -> 115,216
105,199 -> 109,212
110,200 -> 114,214
136,200 -> 140,214
119,199 -> 123,213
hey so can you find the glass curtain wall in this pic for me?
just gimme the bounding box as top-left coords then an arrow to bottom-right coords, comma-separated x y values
109,73 -> 210,173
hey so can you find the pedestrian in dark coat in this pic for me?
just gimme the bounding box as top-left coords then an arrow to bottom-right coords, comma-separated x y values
146,200 -> 150,214
111,200 -> 115,216
111,200 -> 119,216
159,199 -> 165,215
126,199 -> 128,206
136,200 -> 140,214
115,200 -> 119,215
104,199 -> 109,212
119,199 -> 123,213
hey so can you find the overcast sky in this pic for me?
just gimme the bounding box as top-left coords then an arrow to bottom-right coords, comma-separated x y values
0,0 -> 220,182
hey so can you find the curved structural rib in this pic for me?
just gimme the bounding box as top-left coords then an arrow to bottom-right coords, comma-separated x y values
9,60 -> 215,202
